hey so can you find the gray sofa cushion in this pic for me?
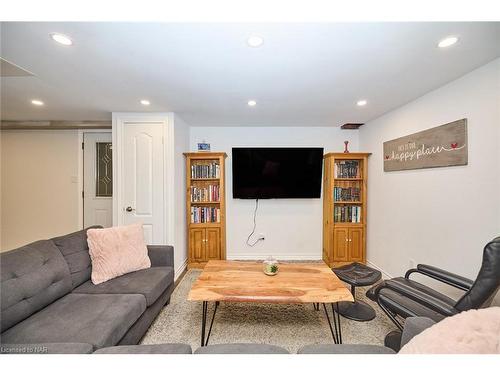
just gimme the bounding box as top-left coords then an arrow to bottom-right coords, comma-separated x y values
118,285 -> 173,345
52,226 -> 101,288
194,343 -> 289,354
298,344 -> 396,354
401,316 -> 436,348
94,344 -> 192,354
0,343 -> 93,354
1,293 -> 146,350
72,267 -> 173,306
1,240 -> 72,332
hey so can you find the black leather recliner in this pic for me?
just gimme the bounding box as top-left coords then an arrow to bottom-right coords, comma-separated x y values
367,236 -> 500,332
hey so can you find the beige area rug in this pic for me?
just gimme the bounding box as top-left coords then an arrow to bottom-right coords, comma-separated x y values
141,269 -> 395,353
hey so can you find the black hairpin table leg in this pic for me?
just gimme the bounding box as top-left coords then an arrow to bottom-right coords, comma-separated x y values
200,301 -> 219,347
333,302 -> 342,344
322,303 -> 343,344
201,301 -> 207,347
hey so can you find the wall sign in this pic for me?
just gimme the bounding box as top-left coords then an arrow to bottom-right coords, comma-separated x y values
383,119 -> 468,172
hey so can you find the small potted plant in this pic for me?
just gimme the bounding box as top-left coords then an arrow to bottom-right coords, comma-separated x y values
263,256 -> 279,276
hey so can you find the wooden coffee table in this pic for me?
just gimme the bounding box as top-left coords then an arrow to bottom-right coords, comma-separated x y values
188,260 -> 353,346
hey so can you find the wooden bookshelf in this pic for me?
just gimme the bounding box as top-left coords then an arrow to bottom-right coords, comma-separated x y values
322,152 -> 371,267
184,152 -> 227,269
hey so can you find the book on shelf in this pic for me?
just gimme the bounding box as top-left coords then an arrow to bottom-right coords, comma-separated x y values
334,205 -> 361,223
190,185 -> 220,203
333,186 -> 361,202
190,206 -> 220,224
191,163 -> 220,179
334,160 -> 360,178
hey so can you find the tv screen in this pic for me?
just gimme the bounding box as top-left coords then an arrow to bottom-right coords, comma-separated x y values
232,147 -> 324,199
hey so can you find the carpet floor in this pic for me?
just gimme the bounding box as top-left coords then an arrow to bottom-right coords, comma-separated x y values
141,269 -> 396,353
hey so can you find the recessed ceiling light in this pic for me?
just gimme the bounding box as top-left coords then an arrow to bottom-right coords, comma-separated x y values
438,36 -> 458,48
247,100 -> 257,107
247,35 -> 264,48
31,99 -> 44,106
356,100 -> 367,106
50,33 -> 73,46
140,100 -> 151,106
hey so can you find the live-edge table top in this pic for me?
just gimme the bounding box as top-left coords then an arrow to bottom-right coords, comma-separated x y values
188,260 -> 354,304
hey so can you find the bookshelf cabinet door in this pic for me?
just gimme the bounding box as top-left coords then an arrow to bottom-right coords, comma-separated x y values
349,228 -> 364,262
206,228 -> 221,260
190,228 -> 206,262
333,228 -> 349,261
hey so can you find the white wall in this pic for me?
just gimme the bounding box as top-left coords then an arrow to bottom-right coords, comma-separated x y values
190,126 -> 359,260
359,58 -> 500,303
172,114 -> 190,277
1,130 -> 81,251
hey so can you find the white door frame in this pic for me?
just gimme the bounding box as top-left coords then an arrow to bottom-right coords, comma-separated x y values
112,112 -> 175,245
77,129 -> 112,229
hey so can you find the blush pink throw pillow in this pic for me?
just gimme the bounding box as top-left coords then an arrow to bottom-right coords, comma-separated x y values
87,223 -> 151,285
400,307 -> 500,354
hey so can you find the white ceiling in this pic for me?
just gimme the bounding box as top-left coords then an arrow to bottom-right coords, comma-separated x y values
1,22 -> 499,126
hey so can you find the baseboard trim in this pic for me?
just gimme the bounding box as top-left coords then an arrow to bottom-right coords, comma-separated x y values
366,259 -> 393,280
226,254 -> 322,261
174,258 -> 188,281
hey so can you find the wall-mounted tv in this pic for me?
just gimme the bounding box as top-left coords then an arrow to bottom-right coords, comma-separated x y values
232,147 -> 324,199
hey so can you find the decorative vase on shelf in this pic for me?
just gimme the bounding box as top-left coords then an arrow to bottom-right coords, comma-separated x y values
344,140 -> 350,153
263,256 -> 279,276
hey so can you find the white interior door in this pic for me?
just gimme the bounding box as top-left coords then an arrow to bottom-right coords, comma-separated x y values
83,132 -> 113,228
122,123 -> 165,244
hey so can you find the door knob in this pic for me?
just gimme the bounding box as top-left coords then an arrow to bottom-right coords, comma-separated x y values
125,206 -> 135,212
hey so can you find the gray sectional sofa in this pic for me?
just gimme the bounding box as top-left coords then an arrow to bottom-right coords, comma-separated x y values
0,226 -> 175,353
0,227 -> 437,355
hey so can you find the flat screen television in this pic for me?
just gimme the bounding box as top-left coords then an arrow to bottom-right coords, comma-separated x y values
232,147 -> 324,199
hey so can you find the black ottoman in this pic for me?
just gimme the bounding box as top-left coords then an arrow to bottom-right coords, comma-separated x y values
333,263 -> 381,321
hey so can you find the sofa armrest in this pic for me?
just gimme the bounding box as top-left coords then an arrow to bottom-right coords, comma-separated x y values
298,344 -> 395,354
400,317 -> 436,348
147,245 -> 174,268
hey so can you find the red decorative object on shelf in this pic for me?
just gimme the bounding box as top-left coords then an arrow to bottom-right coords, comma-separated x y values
344,141 -> 350,153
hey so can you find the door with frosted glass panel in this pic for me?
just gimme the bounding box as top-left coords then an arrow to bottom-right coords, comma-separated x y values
83,132 -> 113,228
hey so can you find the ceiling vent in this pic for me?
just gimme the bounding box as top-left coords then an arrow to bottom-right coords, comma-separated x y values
0,58 -> 34,77
341,123 -> 364,129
